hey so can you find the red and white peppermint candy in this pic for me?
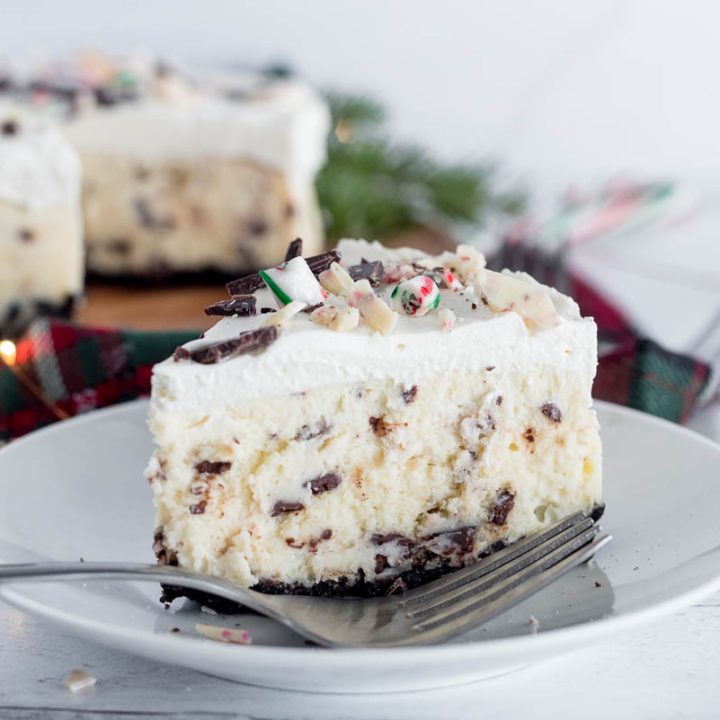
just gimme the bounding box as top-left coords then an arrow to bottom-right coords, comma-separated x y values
390,275 -> 441,316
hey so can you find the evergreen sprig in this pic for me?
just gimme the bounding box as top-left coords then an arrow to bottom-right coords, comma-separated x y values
316,92 -> 524,242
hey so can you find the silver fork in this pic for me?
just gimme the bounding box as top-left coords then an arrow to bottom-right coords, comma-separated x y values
0,512 -> 609,648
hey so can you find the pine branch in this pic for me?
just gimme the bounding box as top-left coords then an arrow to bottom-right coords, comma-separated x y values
317,92 -> 525,242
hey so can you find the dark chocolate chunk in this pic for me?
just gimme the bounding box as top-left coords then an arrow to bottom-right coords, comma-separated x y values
284,238 -> 303,261
401,385 -> 418,404
188,327 -> 278,364
226,273 -> 265,296
423,527 -> 476,555
369,416 -> 392,437
386,577 -> 407,596
375,554 -> 389,574
173,347 -> 192,361
247,219 -> 269,236
286,537 -> 304,549
94,86 -> 138,106
541,402 -> 562,423
486,366 -> 495,372
17,228 -> 35,243
195,460 -> 232,475
306,250 -> 341,276
295,420 -> 330,441
1,119 -> 18,136
260,307 -> 276,314
204,296 -> 257,317
170,627 -> 181,633
305,472 -> 341,495
320,529 -> 332,540
371,532 -> 415,547
189,501 -> 207,515
271,500 -> 305,517
106,237 -> 131,255
489,489 -> 515,525
134,198 -> 175,231
347,260 -> 385,287
523,428 -> 535,443
496,395 -> 503,406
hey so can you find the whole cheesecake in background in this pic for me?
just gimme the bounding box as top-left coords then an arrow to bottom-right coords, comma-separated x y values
147,238 -> 603,600
2,52 -> 329,279
0,104 -> 83,336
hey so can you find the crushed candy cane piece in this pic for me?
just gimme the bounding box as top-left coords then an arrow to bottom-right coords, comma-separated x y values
349,280 -> 398,336
64,669 -> 97,693
439,307 -> 456,332
263,300 -> 307,327
475,270 -> 560,332
195,623 -> 252,645
454,244 -> 486,281
260,257 -> 327,307
390,275 -> 440,316
310,305 -> 360,332
319,262 -> 355,297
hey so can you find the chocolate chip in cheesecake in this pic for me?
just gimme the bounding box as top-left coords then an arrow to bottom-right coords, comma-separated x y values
134,197 -> 176,231
295,419 -> 330,441
271,500 -> 305,517
375,554 -> 389,574
401,385 -> 418,404
185,327 -> 278,364
306,249 -> 341,276
523,428 -> 535,443
195,460 -> 232,475
106,237 -> 131,255
496,395 -> 503,406
369,416 -> 396,437
284,237 -> 303,261
540,402 -> 562,423
308,529 -> 333,553
371,532 -> 415,548
489,489 -> 516,525
204,296 -> 257,317
189,501 -> 207,515
347,259 -> 385,287
305,472 -> 341,495
17,228 -> 35,243
246,218 -> 269,237
1,119 -> 19,136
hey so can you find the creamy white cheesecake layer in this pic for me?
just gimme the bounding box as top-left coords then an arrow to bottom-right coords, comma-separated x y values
0,105 -> 83,331
148,239 -> 602,591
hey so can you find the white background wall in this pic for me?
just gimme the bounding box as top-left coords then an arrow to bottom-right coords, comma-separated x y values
2,0 -> 720,205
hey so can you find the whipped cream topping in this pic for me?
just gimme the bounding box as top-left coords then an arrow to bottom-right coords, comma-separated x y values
0,104 -> 82,209
63,81 -> 329,192
152,240 -> 597,413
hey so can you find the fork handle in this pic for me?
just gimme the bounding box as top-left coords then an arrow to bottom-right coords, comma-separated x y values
0,561 -> 272,616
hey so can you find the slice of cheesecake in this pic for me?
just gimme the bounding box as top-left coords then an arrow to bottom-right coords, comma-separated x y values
148,238 -> 602,599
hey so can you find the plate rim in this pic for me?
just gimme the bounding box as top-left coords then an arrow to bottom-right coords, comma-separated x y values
1,398 -> 719,663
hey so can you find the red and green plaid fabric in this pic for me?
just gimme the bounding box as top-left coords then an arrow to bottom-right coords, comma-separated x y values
0,319 -> 195,442
0,318 -> 713,443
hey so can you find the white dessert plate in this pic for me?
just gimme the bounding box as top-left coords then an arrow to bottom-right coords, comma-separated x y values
1,399 -> 719,693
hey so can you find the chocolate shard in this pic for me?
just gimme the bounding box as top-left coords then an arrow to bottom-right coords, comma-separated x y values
188,327 -> 278,364
489,489 -> 515,525
375,554 -> 389,574
540,402 -> 562,423
284,238 -> 303,261
173,347 -> 192,361
225,250 -> 340,297
226,273 -> 265,296
401,385 -> 418,404
423,527 -> 476,554
204,296 -> 257,317
302,302 -> 324,314
271,500 -> 305,517
305,472 -> 341,495
195,460 -> 232,475
371,532 -> 415,547
348,260 -> 385,287
306,250 -> 341,275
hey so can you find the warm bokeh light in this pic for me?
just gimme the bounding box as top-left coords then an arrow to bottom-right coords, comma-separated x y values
0,340 -> 17,366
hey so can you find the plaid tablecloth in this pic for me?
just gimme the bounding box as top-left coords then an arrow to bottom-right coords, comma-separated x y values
0,317 -> 712,443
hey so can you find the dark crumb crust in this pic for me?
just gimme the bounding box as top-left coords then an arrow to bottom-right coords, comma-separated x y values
0,294 -> 79,338
157,504 -> 605,613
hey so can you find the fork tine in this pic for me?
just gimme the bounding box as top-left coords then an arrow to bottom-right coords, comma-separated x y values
403,511 -> 591,607
406,531 -> 611,645
405,518 -> 597,618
